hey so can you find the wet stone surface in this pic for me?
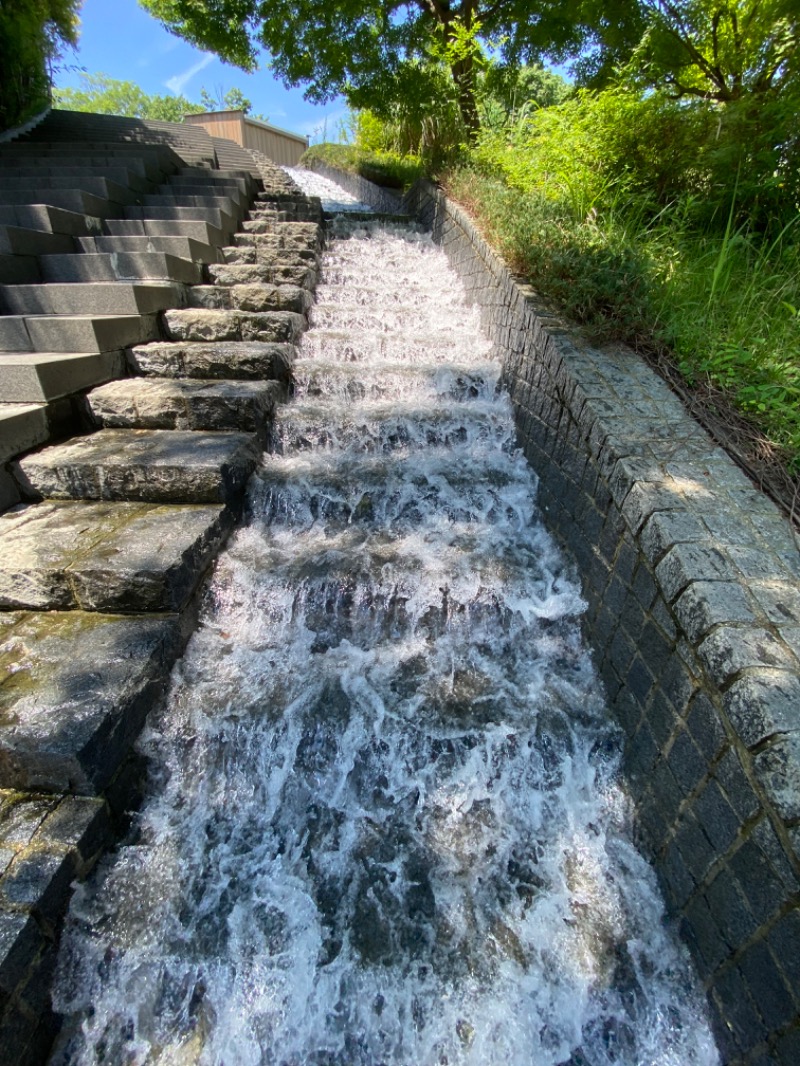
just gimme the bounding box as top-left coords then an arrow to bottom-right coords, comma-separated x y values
0,610 -> 181,794
0,501 -> 231,612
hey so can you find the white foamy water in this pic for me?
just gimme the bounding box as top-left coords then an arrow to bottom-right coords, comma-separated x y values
282,165 -> 375,213
51,182 -> 719,1065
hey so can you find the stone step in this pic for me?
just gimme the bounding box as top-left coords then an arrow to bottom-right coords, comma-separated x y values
141,193 -> 243,218
206,259 -> 315,287
0,350 -> 125,403
0,609 -> 182,794
0,255 -> 39,284
0,403 -> 50,462
0,282 -> 184,316
13,428 -> 260,504
162,308 -> 306,345
186,283 -> 312,315
0,166 -> 152,194
104,218 -> 227,245
0,176 -> 139,206
87,378 -> 283,433
0,226 -> 74,257
0,314 -> 159,354
206,261 -> 317,288
123,204 -> 237,234
79,235 -> 220,263
228,226 -> 322,253
0,205 -> 102,238
0,189 -> 117,218
167,176 -> 247,197
0,500 -> 232,612
229,240 -> 319,265
39,252 -> 202,285
0,152 -> 166,183
128,340 -> 295,383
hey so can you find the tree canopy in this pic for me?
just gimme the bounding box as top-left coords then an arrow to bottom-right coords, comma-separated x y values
0,0 -> 80,129
138,0 -> 798,138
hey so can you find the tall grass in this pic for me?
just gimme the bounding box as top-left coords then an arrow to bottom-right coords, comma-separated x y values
445,167 -> 800,463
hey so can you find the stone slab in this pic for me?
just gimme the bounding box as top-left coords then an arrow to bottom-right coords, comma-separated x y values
13,428 -> 260,504
127,340 -> 295,383
0,350 -> 125,403
0,283 -> 184,317
0,500 -> 232,612
87,378 -> 283,433
82,236 -> 219,264
39,252 -> 203,285
0,610 -> 181,794
0,406 -> 49,463
163,308 -> 305,344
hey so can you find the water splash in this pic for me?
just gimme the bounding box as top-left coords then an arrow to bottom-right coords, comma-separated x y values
51,190 -> 719,1066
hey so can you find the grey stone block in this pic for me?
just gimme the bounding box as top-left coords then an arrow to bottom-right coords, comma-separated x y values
724,669 -> 800,749
754,735 -> 800,823
22,314 -> 159,355
0,282 -> 184,316
0,911 -> 45,1000
0,500 -> 232,611
0,404 -> 49,462
0,351 -> 125,403
15,429 -> 260,505
728,835 -> 789,926
1,849 -> 76,928
656,542 -> 740,604
89,378 -> 282,434
705,869 -> 759,949
0,610 -> 181,793
699,627 -> 798,688
674,581 -> 758,645
39,252 -> 203,285
738,940 -> 795,1031
128,340 -> 295,382
694,779 -> 742,855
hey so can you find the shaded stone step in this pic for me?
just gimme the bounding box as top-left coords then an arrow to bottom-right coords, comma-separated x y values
0,500 -> 232,612
104,218 -> 227,245
0,226 -> 74,257
0,609 -> 181,794
87,378 -> 283,433
0,189 -> 115,218
79,235 -> 220,264
0,151 -> 166,182
13,428 -> 260,504
0,205 -> 102,238
0,166 -> 151,194
163,308 -> 306,344
0,282 -> 184,316
39,252 -> 203,285
141,194 -> 243,218
123,205 -> 236,234
0,255 -> 39,285
0,176 -> 138,206
128,340 -> 295,383
0,350 -> 125,403
186,283 -> 312,315
0,314 -> 159,354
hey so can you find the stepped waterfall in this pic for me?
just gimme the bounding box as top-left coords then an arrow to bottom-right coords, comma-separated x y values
50,172 -> 719,1065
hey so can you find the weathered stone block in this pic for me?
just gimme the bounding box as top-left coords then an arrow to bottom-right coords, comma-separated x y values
14,429 -> 260,505
128,340 -> 295,383
754,736 -> 800,823
0,610 -> 180,794
674,581 -> 757,645
0,501 -> 232,612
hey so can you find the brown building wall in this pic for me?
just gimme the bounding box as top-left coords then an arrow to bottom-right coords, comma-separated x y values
183,110 -> 307,166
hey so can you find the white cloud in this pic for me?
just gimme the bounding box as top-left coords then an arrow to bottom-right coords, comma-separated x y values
165,53 -> 214,95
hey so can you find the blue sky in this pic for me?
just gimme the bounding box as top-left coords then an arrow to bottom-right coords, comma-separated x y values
54,0 -> 350,142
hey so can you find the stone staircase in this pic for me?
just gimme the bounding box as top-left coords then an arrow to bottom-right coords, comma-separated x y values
0,110 -> 324,1065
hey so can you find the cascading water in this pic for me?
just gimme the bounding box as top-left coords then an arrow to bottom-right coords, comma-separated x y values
51,171 -> 720,1065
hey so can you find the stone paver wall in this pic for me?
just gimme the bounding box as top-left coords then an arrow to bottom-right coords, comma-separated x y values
400,179 -> 800,1064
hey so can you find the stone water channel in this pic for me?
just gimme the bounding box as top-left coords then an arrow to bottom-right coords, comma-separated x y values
50,171 -> 720,1064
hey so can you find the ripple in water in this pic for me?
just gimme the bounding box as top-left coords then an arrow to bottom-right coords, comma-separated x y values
51,179 -> 719,1065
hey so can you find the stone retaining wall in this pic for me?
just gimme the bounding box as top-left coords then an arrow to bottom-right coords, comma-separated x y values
399,179 -> 800,1064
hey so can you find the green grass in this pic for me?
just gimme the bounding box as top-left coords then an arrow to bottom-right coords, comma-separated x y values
444,167 -> 800,468
301,143 -> 425,190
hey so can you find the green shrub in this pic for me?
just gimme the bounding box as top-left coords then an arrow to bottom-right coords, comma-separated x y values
0,1 -> 79,131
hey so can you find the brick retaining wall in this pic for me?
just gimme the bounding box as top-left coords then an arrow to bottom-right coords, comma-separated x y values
399,179 -> 800,1064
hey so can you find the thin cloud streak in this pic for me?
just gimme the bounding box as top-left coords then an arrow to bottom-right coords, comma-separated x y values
165,53 -> 214,95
